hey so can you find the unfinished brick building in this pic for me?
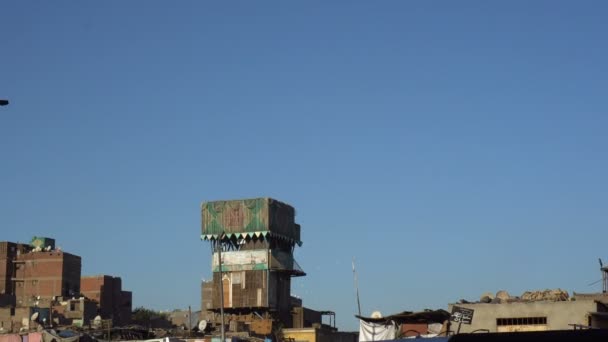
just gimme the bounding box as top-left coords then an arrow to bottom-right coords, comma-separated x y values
0,242 -> 30,307
13,249 -> 81,307
0,237 -> 90,331
81,275 -> 132,326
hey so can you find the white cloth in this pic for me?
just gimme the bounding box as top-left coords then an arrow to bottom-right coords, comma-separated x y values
359,320 -> 396,342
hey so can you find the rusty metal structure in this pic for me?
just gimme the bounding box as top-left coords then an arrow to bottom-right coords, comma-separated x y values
200,197 -> 305,332
600,258 -> 608,293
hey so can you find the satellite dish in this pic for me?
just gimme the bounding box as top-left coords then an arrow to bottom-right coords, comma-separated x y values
92,316 -> 102,328
198,320 -> 208,331
31,312 -> 39,321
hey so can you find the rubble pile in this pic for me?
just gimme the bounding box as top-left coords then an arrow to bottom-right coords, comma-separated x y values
521,289 -> 569,302
466,289 -> 572,304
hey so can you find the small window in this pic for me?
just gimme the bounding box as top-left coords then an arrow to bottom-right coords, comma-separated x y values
232,273 -> 241,285
497,317 -> 547,326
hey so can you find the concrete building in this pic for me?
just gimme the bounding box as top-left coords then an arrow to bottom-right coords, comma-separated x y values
81,275 -> 132,326
51,297 -> 98,327
168,309 -> 199,329
448,299 -> 608,333
573,292 -> 608,305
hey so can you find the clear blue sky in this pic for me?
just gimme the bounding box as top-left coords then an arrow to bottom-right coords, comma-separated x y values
1,1 -> 607,331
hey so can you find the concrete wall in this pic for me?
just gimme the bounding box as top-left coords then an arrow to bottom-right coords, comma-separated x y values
283,327 -> 358,342
317,329 -> 358,342
283,328 -> 317,342
0,307 -> 13,331
401,323 -> 429,337
292,306 -> 322,329
447,300 -> 600,333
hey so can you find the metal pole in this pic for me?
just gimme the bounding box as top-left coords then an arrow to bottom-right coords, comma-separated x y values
352,257 -> 362,316
217,235 -> 226,342
188,305 -> 192,337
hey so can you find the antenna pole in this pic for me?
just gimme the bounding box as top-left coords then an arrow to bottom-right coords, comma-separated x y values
352,257 -> 362,316
188,305 -> 192,338
601,258 -> 608,293
217,234 -> 226,341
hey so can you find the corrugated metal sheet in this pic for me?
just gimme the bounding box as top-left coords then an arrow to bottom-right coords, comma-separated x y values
201,198 -> 301,244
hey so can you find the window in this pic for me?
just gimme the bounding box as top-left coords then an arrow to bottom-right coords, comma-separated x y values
497,317 -> 547,326
232,273 -> 241,285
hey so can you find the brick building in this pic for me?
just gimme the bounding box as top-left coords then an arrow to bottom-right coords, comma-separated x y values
1,242 -> 32,309
0,238 -> 86,331
0,242 -> 31,298
13,250 -> 81,307
81,275 -> 132,326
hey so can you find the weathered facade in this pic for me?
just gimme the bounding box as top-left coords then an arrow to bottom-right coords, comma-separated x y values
282,327 -> 358,342
81,275 -> 132,326
51,297 -> 98,327
200,198 -> 306,331
0,237 -> 130,332
201,198 -> 301,244
0,242 -> 31,299
13,250 -> 81,307
292,307 -> 323,329
447,300 -> 608,333
168,309 -> 199,329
